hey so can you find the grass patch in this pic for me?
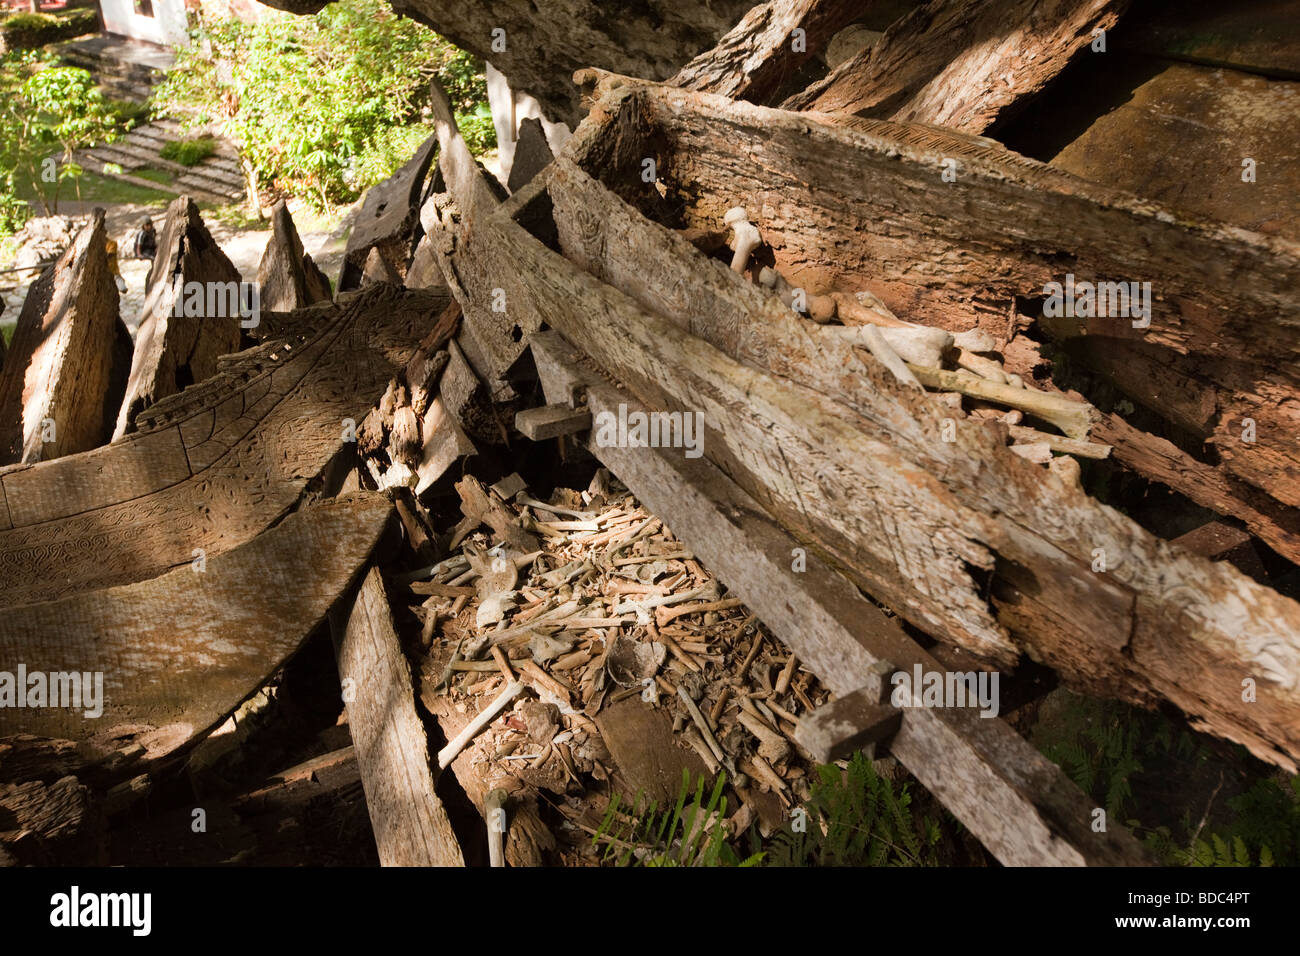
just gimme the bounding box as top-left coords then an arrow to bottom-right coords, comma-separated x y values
23,170 -> 174,208
2,322 -> 15,350
160,137 -> 217,167
199,202 -> 263,230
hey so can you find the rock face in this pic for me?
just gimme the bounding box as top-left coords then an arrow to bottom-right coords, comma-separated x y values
256,201 -> 332,311
0,210 -> 133,465
114,196 -> 245,439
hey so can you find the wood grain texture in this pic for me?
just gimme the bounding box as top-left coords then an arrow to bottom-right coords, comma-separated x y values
0,211 -> 132,465
670,0 -> 865,104
0,493 -> 393,761
385,0 -> 754,124
114,196 -> 245,440
331,565 -> 465,867
257,200 -> 332,312
530,330 -> 1150,866
0,284 -> 452,608
783,0 -> 1129,133
429,93 -> 1300,771
565,78 -> 1300,532
339,134 -> 438,293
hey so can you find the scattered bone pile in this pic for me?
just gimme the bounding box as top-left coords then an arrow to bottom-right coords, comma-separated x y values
400,470 -> 832,861
726,207 -> 1109,467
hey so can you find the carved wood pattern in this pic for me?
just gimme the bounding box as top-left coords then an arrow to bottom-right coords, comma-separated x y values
0,285 -> 454,609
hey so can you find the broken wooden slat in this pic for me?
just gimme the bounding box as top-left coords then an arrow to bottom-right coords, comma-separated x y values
330,564 -> 465,867
256,199 -> 332,312
114,195 -> 246,439
529,329 -> 1150,866
0,285 -> 451,609
669,0 -> 863,104
455,476 -> 540,553
514,403 -> 592,440
0,493 -> 393,761
0,210 -> 132,465
782,0 -> 1130,134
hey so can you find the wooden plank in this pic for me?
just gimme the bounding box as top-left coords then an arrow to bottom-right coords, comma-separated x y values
339,134 -> 437,292
257,200 -> 332,312
427,92 -> 1300,771
514,403 -> 592,440
782,0 -> 1129,133
0,210 -> 132,465
1047,61 -> 1300,237
114,196 -> 245,439
330,564 -> 465,867
529,330 -> 1151,866
669,0 -> 864,104
0,493 -> 393,762
0,285 -> 452,609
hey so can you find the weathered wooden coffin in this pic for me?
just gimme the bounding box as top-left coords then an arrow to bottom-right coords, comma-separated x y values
425,75 -> 1300,773
0,494 -> 394,762
0,284 -> 455,609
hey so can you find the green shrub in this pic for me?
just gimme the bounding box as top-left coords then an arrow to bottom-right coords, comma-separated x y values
0,9 -> 97,52
762,752 -> 944,866
0,52 -> 121,227
161,136 -> 217,167
152,0 -> 493,212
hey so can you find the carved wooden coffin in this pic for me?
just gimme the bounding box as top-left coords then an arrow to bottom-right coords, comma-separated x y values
0,284 -> 455,609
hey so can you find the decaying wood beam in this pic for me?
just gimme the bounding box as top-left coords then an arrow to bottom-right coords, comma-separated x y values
514,403 -> 592,440
795,672 -> 903,763
782,0 -> 1129,134
114,196 -> 246,439
0,210 -> 132,465
529,329 -> 1150,866
257,200 -> 332,312
0,494 -> 393,763
429,91 -> 1300,771
383,0 -> 754,125
0,284 -> 451,609
330,564 -> 465,867
669,0 -> 864,104
564,78 -> 1300,544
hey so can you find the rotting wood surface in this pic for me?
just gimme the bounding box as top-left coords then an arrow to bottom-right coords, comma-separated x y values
0,284 -> 453,609
0,493 -> 393,761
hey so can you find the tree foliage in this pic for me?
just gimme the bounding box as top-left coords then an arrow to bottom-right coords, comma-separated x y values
152,0 -> 494,212
0,51 -> 121,232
